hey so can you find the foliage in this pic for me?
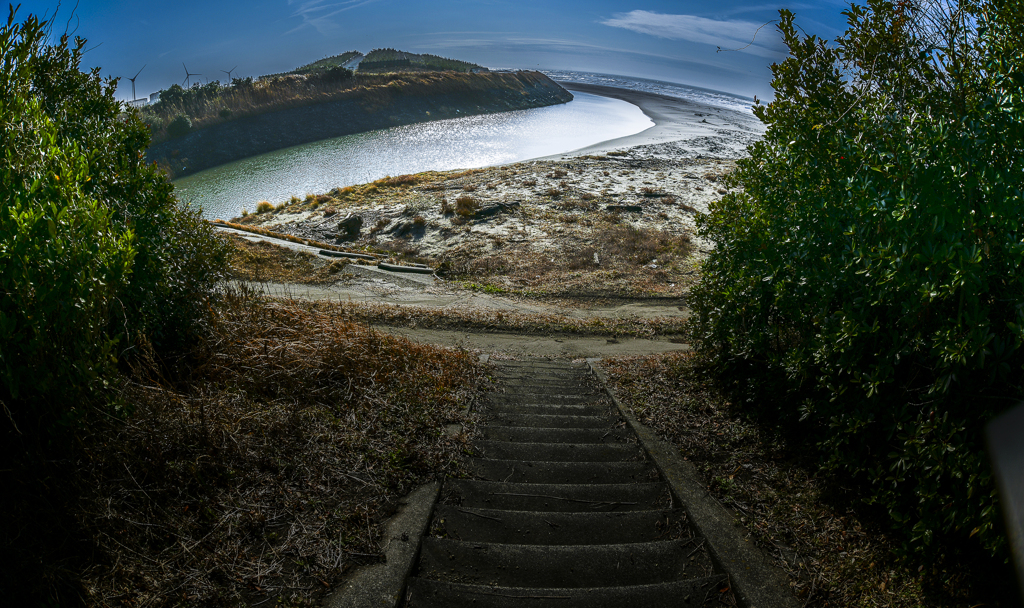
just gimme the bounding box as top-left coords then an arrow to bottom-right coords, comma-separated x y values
293,50 -> 361,74
360,48 -> 482,73
166,112 -> 191,137
0,8 -> 228,432
690,0 -> 1023,559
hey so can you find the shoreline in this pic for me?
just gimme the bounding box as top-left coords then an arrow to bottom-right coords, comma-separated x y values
550,82 -> 764,158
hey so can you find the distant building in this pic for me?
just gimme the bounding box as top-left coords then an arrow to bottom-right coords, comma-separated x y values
149,91 -> 161,103
470,67 -> 490,74
126,98 -> 148,108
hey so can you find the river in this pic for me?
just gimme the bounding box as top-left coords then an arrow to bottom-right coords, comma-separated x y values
174,90 -> 652,220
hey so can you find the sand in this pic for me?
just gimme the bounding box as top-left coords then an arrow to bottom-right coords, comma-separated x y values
554,83 -> 764,158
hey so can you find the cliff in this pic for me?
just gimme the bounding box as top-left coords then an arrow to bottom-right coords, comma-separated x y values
148,71 -> 573,178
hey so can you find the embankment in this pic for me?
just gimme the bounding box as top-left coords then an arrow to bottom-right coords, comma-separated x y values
147,71 -> 572,178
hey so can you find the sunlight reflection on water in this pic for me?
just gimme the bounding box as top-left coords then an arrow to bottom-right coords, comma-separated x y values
175,92 -> 651,220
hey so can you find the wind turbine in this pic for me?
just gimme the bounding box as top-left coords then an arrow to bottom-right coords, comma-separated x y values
221,65 -> 237,82
127,65 -> 145,101
182,63 -> 201,88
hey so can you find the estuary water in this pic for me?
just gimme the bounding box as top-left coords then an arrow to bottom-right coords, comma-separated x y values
175,91 -> 652,220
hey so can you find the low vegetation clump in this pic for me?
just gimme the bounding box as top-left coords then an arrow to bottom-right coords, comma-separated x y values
375,173 -> 420,188
691,1 -> 1023,562
454,194 -> 478,216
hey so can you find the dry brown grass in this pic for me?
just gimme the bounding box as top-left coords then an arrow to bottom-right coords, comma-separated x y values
211,220 -> 372,256
227,236 -> 350,284
437,222 -> 695,299
18,287 -> 485,608
454,195 -> 478,217
321,300 -> 686,338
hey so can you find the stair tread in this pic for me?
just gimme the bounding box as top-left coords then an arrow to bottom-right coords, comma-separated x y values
475,440 -> 643,462
432,505 -> 688,545
468,458 -> 658,484
418,538 -> 713,587
445,480 -> 671,511
406,576 -> 729,608
483,413 -> 619,428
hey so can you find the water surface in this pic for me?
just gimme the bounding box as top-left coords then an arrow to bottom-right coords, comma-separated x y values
175,91 -> 651,220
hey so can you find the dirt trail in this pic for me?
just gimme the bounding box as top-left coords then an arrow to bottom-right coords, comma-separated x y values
222,226 -> 692,357
237,276 -> 690,358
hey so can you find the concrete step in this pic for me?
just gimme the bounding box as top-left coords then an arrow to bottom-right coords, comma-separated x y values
468,458 -> 657,484
493,361 -> 589,371
480,402 -> 614,417
417,539 -> 713,587
484,392 -> 604,405
405,577 -> 730,608
491,366 -> 591,377
493,377 -> 597,389
444,480 -> 671,512
482,413 -> 619,428
432,506 -> 686,545
474,440 -> 643,462
481,426 -> 633,444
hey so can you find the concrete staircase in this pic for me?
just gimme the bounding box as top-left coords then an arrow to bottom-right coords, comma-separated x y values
404,359 -> 732,607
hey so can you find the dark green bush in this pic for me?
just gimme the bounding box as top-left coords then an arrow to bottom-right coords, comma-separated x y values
690,0 -> 1023,559
319,65 -> 354,83
218,107 -> 232,119
167,113 -> 192,137
0,9 -> 228,432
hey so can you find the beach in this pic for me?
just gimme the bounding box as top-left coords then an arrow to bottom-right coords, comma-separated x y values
556,82 -> 763,157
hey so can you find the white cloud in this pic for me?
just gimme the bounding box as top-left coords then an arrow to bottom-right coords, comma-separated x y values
601,10 -> 785,58
286,0 -> 382,35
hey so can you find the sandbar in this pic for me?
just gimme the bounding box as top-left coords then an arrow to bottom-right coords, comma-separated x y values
553,82 -> 764,158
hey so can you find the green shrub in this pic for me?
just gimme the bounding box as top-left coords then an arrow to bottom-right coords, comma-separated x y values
218,107 -> 232,119
690,1 -> 1023,559
167,113 -> 192,137
0,9 -> 228,432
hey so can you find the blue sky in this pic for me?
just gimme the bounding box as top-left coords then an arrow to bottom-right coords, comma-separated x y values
16,1 -> 853,101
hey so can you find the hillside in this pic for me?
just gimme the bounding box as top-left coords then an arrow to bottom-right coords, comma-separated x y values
145,70 -> 572,178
